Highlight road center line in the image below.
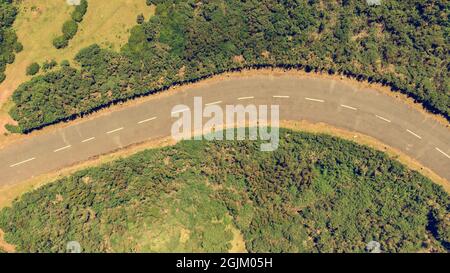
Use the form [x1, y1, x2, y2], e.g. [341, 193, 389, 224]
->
[435, 147, 450, 159]
[305, 97, 325, 103]
[237, 96, 254, 100]
[340, 104, 358, 111]
[171, 108, 190, 115]
[375, 115, 391, 123]
[273, 95, 290, 99]
[10, 157, 36, 168]
[81, 137, 96, 143]
[406, 129, 422, 139]
[138, 117, 157, 124]
[205, 101, 222, 106]
[54, 145, 72, 153]
[106, 127, 124, 134]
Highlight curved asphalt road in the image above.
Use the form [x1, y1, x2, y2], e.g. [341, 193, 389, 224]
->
[0, 75, 449, 186]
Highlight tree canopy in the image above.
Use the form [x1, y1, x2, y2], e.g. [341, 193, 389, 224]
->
[0, 129, 448, 253]
[0, 0, 21, 83]
[7, 0, 450, 133]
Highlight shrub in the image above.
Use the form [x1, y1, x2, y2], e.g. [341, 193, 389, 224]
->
[136, 13, 145, 24]
[71, 0, 88, 23]
[52, 36, 68, 49]
[14, 42, 23, 53]
[4, 124, 21, 134]
[62, 20, 78, 40]
[42, 59, 57, 71]
[25, 62, 40, 76]
[60, 60, 70, 67]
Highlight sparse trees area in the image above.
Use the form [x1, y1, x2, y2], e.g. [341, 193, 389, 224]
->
[0, 130, 448, 253]
[0, 0, 21, 83]
[7, 0, 450, 133]
[53, 0, 88, 49]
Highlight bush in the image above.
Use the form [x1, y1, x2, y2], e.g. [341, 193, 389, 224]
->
[25, 62, 40, 76]
[42, 59, 57, 71]
[4, 124, 21, 134]
[53, 1, 87, 50]
[136, 13, 145, 24]
[52, 36, 68, 49]
[71, 0, 88, 23]
[60, 60, 70, 67]
[62, 20, 78, 40]
[14, 42, 23, 53]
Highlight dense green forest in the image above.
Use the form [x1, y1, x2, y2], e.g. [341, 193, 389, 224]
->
[0, 0, 21, 83]
[7, 0, 450, 133]
[0, 129, 448, 253]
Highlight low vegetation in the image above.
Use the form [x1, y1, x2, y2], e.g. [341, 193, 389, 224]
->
[0, 0, 21, 83]
[0, 129, 448, 253]
[7, 0, 450, 133]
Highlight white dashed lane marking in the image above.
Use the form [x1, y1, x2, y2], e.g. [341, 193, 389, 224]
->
[375, 115, 391, 123]
[171, 108, 190, 115]
[435, 148, 450, 159]
[273, 95, 290, 99]
[138, 117, 157, 124]
[81, 137, 96, 143]
[205, 101, 222, 106]
[406, 129, 422, 140]
[106, 127, 124, 134]
[10, 157, 36, 168]
[237, 96, 254, 100]
[54, 145, 72, 153]
[305, 97, 325, 103]
[5, 95, 449, 176]
[340, 104, 358, 111]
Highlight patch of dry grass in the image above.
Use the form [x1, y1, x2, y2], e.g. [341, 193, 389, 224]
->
[228, 225, 247, 253]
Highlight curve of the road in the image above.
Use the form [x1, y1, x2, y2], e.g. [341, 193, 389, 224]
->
[0, 75, 449, 186]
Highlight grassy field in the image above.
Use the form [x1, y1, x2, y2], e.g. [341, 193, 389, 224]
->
[0, 0, 154, 133]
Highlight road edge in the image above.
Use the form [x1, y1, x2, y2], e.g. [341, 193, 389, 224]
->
[0, 121, 447, 211]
